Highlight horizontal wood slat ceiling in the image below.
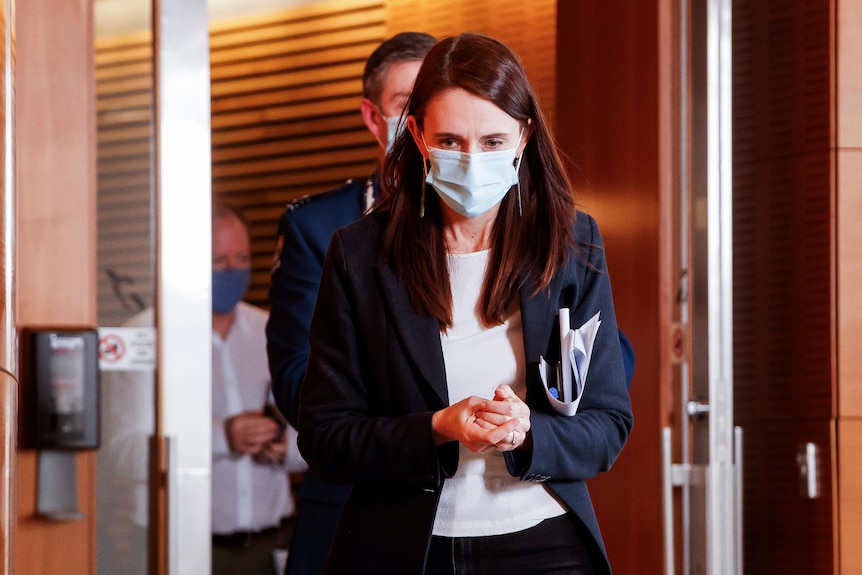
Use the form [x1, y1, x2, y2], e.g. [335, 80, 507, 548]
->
[96, 0, 555, 320]
[210, 1, 387, 305]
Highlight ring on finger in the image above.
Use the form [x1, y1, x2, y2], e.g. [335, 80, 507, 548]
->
[511, 430, 518, 445]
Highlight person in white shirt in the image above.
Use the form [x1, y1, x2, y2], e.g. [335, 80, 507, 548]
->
[210, 203, 305, 575]
[98, 203, 304, 575]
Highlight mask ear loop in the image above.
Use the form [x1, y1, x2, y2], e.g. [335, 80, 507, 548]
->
[514, 126, 526, 217]
[515, 158, 522, 217]
[420, 156, 428, 218]
[419, 132, 430, 218]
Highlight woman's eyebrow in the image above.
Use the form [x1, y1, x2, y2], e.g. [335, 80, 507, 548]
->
[429, 130, 461, 139]
[430, 131, 511, 139]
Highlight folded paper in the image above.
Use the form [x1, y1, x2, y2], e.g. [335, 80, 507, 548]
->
[539, 310, 602, 416]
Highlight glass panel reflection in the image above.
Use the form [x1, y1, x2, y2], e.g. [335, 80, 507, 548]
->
[94, 4, 154, 574]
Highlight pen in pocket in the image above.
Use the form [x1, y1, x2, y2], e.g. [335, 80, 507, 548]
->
[550, 360, 562, 399]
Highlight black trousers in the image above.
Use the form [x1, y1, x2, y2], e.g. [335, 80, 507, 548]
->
[212, 518, 294, 575]
[425, 514, 598, 575]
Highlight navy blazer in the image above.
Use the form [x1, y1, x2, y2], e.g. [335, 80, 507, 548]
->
[297, 209, 634, 575]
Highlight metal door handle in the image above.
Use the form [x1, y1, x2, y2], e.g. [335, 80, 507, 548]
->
[796, 442, 819, 499]
[662, 427, 675, 575]
[663, 426, 742, 575]
[686, 400, 710, 419]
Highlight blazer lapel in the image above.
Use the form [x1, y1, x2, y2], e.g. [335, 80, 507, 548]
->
[377, 264, 449, 406]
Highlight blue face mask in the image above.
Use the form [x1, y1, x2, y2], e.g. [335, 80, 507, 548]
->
[212, 267, 251, 314]
[424, 131, 524, 218]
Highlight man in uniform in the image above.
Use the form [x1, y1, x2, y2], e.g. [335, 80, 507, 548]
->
[265, 32, 438, 575]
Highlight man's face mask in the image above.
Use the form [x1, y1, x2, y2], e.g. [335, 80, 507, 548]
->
[212, 267, 251, 314]
[376, 105, 406, 154]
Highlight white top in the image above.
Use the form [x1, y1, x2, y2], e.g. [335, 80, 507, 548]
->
[433, 251, 567, 537]
[211, 301, 305, 534]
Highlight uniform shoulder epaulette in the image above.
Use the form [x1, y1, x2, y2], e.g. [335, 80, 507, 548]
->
[285, 194, 314, 212]
[285, 178, 362, 212]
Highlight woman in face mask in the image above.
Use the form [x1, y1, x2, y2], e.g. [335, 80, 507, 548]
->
[296, 33, 633, 575]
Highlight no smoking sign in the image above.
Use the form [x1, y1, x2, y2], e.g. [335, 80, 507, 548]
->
[97, 327, 156, 371]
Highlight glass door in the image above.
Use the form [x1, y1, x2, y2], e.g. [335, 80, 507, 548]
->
[95, 3, 159, 572]
[94, 4, 156, 573]
[95, 1, 212, 573]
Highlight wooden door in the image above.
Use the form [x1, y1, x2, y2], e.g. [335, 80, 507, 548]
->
[731, 1, 835, 572]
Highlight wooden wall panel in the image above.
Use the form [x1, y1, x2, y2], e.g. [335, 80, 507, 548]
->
[837, 0, 862, 149]
[836, 25, 862, 419]
[732, 0, 836, 572]
[837, 419, 862, 574]
[837, 152, 862, 415]
[16, 0, 97, 574]
[836, 37, 862, 572]
[556, 3, 663, 574]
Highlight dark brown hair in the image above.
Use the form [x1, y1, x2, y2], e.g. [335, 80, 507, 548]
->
[378, 33, 578, 328]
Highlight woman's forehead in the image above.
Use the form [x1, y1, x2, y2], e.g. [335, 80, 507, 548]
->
[422, 88, 518, 131]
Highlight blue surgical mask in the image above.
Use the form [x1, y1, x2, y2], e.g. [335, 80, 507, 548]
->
[212, 267, 251, 314]
[424, 132, 524, 218]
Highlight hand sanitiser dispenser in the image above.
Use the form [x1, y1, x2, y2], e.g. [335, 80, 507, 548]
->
[22, 328, 99, 450]
[21, 327, 100, 521]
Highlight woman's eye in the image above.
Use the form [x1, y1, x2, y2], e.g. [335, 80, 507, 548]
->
[485, 139, 505, 149]
[439, 138, 458, 149]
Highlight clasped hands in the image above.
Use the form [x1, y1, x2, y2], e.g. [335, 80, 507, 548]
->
[432, 384, 530, 453]
[225, 410, 287, 465]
